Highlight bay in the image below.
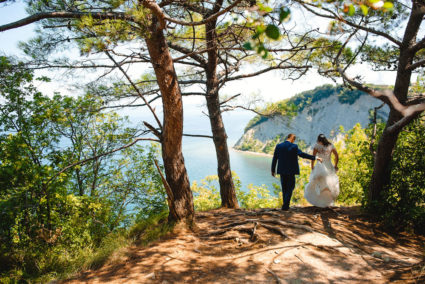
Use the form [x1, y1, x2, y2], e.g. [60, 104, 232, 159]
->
[125, 102, 280, 192]
[181, 105, 279, 192]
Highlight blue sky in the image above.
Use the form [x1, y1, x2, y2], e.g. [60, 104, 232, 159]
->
[0, 2, 34, 56]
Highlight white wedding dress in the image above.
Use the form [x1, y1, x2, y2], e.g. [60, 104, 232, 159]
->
[304, 143, 340, 207]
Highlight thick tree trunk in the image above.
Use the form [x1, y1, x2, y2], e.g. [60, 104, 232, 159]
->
[368, 1, 423, 204]
[205, 19, 239, 208]
[368, 112, 401, 203]
[145, 18, 194, 223]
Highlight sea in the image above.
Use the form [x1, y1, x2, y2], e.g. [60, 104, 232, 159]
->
[125, 101, 279, 192]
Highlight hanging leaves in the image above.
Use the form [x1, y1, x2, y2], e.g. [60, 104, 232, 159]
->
[265, 24, 280, 40]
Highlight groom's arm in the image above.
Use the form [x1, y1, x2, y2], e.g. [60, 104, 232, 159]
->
[297, 148, 316, 161]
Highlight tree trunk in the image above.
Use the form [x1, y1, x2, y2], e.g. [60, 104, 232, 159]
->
[145, 18, 194, 223]
[368, 0, 423, 204]
[205, 19, 239, 208]
[368, 113, 401, 203]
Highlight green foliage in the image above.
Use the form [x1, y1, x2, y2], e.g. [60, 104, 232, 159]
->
[244, 115, 269, 132]
[192, 172, 282, 210]
[241, 0, 393, 55]
[263, 135, 284, 155]
[238, 184, 281, 209]
[369, 119, 425, 234]
[191, 175, 222, 211]
[0, 57, 166, 281]
[361, 44, 400, 71]
[235, 136, 264, 152]
[335, 124, 373, 205]
[129, 210, 172, 246]
[265, 24, 280, 40]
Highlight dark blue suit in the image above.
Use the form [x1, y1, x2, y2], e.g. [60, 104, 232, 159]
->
[271, 141, 316, 209]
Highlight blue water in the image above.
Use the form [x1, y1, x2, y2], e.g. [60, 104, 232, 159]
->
[125, 102, 280, 191]
[181, 106, 279, 191]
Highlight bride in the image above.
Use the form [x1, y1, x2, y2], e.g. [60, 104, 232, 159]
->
[304, 134, 340, 208]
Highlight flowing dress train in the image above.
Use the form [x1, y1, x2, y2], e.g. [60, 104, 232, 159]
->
[304, 143, 340, 207]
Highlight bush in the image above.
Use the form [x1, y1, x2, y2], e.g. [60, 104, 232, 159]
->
[192, 172, 282, 210]
[191, 176, 222, 211]
[372, 119, 425, 233]
[0, 57, 167, 282]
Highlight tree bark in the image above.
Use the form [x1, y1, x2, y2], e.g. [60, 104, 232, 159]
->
[145, 17, 194, 223]
[205, 14, 239, 208]
[368, 0, 424, 204]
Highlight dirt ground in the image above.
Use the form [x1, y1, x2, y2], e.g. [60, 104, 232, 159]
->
[64, 206, 425, 283]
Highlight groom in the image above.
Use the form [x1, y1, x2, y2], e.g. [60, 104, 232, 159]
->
[271, 133, 321, 211]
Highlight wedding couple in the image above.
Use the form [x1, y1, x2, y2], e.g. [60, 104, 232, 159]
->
[271, 133, 339, 210]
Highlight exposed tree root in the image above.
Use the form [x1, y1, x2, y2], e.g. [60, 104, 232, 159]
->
[265, 267, 282, 284]
[201, 225, 252, 237]
[216, 220, 258, 230]
[199, 235, 240, 241]
[250, 222, 258, 242]
[259, 219, 314, 233]
[260, 223, 289, 239]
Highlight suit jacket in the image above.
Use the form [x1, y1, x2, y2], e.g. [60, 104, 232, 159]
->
[271, 141, 316, 175]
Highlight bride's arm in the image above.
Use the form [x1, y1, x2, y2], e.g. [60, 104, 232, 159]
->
[311, 148, 318, 169]
[332, 147, 339, 171]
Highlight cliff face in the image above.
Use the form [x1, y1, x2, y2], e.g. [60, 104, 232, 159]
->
[234, 86, 389, 153]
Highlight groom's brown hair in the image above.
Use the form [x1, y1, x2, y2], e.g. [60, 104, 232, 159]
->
[287, 133, 296, 140]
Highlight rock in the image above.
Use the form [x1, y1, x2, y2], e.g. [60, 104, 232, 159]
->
[273, 259, 281, 264]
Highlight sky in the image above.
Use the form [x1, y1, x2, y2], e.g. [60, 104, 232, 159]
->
[0, 1, 399, 106]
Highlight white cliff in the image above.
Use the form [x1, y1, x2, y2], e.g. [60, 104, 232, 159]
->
[235, 90, 389, 151]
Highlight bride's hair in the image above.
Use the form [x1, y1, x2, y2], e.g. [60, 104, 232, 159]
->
[317, 134, 331, 146]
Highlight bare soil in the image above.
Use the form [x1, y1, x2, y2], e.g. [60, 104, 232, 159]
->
[64, 206, 425, 283]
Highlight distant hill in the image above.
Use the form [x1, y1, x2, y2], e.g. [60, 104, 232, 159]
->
[234, 84, 389, 154]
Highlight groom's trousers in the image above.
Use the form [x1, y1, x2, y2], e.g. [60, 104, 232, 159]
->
[280, 174, 296, 209]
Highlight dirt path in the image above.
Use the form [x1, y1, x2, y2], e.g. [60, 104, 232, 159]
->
[65, 207, 425, 283]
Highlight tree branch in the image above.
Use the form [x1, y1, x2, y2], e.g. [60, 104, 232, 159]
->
[104, 50, 163, 131]
[46, 137, 159, 187]
[0, 11, 134, 32]
[168, 42, 208, 66]
[221, 65, 311, 83]
[406, 58, 425, 71]
[339, 68, 425, 133]
[219, 93, 241, 105]
[162, 0, 243, 26]
[296, 1, 402, 46]
[183, 134, 213, 139]
[142, 0, 166, 30]
[386, 107, 424, 134]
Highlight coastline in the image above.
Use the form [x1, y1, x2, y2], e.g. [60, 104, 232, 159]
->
[231, 147, 273, 158]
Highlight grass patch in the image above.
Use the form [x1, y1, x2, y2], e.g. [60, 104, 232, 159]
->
[0, 211, 173, 283]
[129, 210, 173, 246]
